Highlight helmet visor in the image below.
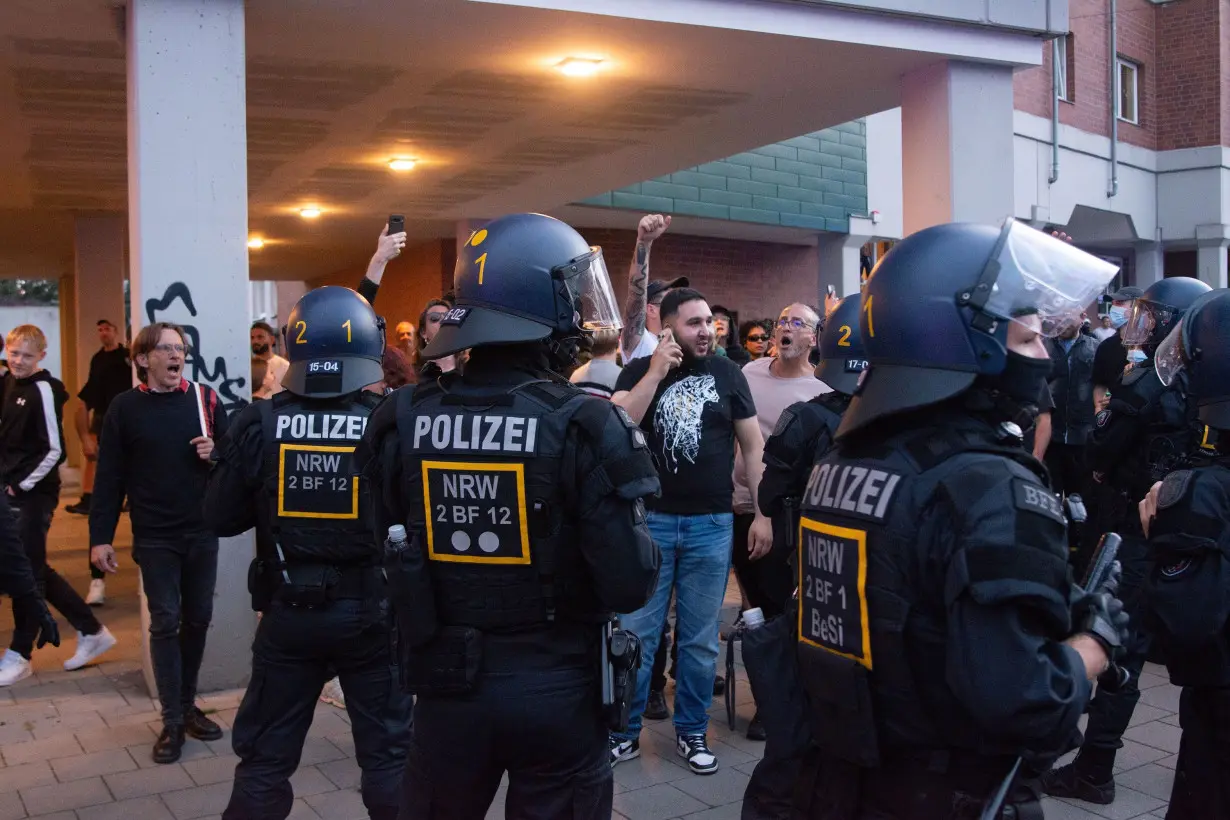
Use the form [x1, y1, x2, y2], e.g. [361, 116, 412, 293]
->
[566, 247, 622, 332]
[1120, 300, 1175, 346]
[982, 221, 1119, 337]
[1154, 319, 1187, 386]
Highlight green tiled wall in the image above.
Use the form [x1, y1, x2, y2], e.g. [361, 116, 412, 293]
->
[578, 121, 868, 233]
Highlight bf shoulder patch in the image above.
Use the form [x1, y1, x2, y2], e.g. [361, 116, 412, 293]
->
[1156, 469, 1194, 510]
[1012, 479, 1066, 524]
[771, 407, 797, 439]
[1095, 409, 1111, 428]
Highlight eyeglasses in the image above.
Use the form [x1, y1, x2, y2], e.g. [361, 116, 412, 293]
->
[746, 334, 768, 342]
[777, 317, 815, 331]
[153, 343, 187, 354]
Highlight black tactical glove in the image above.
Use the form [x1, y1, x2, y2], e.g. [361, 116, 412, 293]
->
[16, 595, 60, 649]
[1072, 560, 1130, 662]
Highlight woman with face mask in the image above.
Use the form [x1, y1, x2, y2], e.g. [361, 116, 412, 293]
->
[1090, 287, 1145, 414]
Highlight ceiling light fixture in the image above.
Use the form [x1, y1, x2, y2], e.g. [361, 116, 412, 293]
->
[247, 237, 265, 250]
[555, 57, 603, 78]
[299, 207, 322, 219]
[388, 157, 417, 172]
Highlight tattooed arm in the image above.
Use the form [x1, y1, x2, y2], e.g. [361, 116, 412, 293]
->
[621, 214, 671, 354]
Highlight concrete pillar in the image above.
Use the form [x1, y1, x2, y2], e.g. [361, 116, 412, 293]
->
[1133, 241, 1165, 289]
[1195, 224, 1230, 289]
[73, 216, 128, 385]
[127, 0, 255, 694]
[901, 60, 1015, 234]
[818, 217, 876, 300]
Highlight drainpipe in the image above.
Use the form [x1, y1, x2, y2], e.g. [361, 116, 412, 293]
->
[1107, 0, 1119, 198]
[1049, 37, 1061, 185]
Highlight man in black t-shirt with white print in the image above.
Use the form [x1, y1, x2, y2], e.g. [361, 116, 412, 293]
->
[609, 288, 772, 776]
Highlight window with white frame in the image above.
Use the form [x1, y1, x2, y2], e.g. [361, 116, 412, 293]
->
[1117, 58, 1140, 124]
[1055, 35, 1071, 101]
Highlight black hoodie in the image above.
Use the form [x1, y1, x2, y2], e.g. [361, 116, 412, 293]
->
[0, 370, 69, 496]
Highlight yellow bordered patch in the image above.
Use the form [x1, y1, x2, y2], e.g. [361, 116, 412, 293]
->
[798, 516, 872, 669]
[421, 460, 531, 565]
[277, 444, 359, 519]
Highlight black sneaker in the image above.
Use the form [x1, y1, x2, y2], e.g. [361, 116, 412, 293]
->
[713, 675, 726, 696]
[644, 689, 670, 720]
[1040, 763, 1115, 805]
[183, 706, 224, 741]
[676, 733, 718, 775]
[609, 736, 640, 767]
[65, 499, 90, 516]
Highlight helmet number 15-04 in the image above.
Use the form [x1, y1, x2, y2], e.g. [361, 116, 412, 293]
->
[475, 252, 488, 285]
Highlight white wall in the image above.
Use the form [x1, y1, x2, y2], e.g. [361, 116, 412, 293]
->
[865, 107, 904, 239]
[0, 306, 62, 379]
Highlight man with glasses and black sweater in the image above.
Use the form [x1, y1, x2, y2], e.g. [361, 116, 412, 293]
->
[89, 322, 230, 764]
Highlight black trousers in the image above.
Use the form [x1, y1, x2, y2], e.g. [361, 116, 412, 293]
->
[399, 663, 611, 820]
[1167, 686, 1230, 819]
[135, 536, 218, 725]
[9, 492, 100, 658]
[224, 597, 411, 820]
[731, 513, 794, 620]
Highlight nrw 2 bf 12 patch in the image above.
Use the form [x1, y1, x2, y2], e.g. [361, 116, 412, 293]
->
[278, 444, 359, 519]
[798, 517, 872, 669]
[421, 461, 530, 564]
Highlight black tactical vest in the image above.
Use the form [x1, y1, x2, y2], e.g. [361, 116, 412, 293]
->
[395, 377, 607, 633]
[795, 420, 1071, 765]
[258, 391, 381, 565]
[1111, 367, 1203, 497]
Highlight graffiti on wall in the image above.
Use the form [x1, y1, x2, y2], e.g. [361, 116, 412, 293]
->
[145, 281, 248, 413]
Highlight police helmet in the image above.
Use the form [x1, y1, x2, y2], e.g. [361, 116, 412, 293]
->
[838, 221, 1117, 437]
[281, 286, 385, 398]
[1154, 288, 1230, 428]
[421, 213, 621, 359]
[1120, 276, 1213, 348]
[815, 295, 867, 395]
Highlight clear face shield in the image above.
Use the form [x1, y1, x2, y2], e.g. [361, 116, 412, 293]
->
[980, 221, 1119, 338]
[1120, 300, 1174, 346]
[1153, 319, 1187, 386]
[556, 247, 623, 334]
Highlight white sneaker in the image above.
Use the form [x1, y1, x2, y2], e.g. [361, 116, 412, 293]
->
[0, 650, 32, 687]
[63, 627, 117, 671]
[86, 579, 106, 606]
[320, 677, 346, 709]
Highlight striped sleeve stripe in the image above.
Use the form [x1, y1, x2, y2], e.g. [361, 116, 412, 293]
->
[19, 381, 62, 491]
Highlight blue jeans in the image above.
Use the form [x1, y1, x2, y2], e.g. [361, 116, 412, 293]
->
[616, 511, 733, 740]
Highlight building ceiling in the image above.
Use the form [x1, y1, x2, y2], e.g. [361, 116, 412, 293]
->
[0, 0, 1040, 281]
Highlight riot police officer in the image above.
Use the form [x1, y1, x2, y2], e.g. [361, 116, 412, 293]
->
[794, 221, 1130, 819]
[1139, 288, 1230, 817]
[204, 286, 412, 820]
[741, 294, 867, 820]
[1043, 276, 1212, 805]
[356, 213, 661, 819]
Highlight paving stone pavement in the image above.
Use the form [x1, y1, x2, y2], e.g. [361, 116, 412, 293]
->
[0, 501, 1181, 818]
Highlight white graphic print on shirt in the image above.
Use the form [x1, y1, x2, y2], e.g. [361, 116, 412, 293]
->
[653, 374, 719, 473]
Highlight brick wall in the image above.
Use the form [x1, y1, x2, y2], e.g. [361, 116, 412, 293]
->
[579, 123, 868, 233]
[583, 227, 820, 324]
[307, 238, 452, 346]
[1013, 0, 1159, 150]
[1156, 0, 1223, 149]
[1014, 0, 1227, 150]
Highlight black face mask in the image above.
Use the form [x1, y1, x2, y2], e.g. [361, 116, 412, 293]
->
[972, 350, 1052, 433]
[252, 343, 270, 355]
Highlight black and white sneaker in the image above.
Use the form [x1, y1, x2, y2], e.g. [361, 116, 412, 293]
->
[676, 733, 718, 775]
[609, 736, 640, 767]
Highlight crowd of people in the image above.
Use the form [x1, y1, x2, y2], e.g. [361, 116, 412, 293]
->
[0, 207, 1226, 820]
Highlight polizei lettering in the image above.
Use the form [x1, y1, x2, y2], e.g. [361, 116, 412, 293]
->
[803, 462, 902, 522]
[275, 414, 367, 441]
[412, 414, 540, 455]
